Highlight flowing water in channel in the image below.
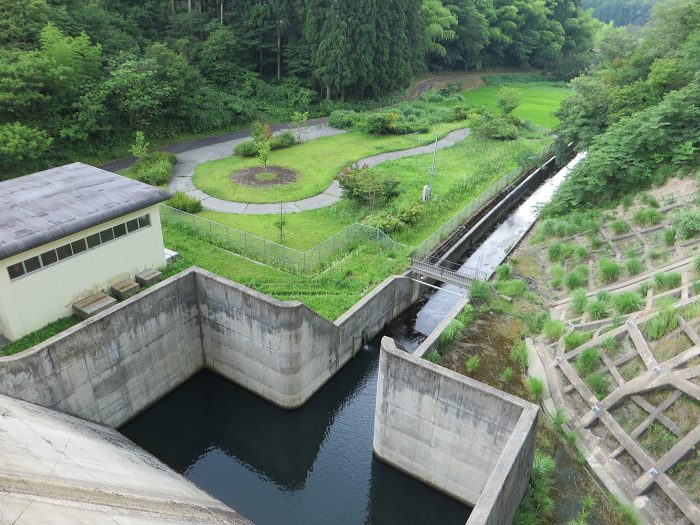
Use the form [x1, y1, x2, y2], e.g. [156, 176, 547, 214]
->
[120, 154, 585, 524]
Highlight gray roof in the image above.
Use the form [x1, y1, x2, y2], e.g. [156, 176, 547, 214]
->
[0, 163, 170, 261]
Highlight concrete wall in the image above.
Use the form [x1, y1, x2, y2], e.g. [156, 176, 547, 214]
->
[0, 204, 166, 340]
[373, 337, 538, 524]
[0, 267, 422, 426]
[0, 269, 202, 427]
[0, 393, 251, 525]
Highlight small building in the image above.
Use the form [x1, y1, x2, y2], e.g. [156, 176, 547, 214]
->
[0, 162, 170, 341]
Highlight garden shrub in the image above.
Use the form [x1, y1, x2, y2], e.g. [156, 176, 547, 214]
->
[598, 258, 621, 283]
[235, 131, 297, 157]
[365, 202, 425, 233]
[362, 112, 399, 134]
[542, 320, 566, 342]
[336, 164, 400, 205]
[494, 279, 527, 297]
[474, 113, 519, 140]
[166, 192, 203, 214]
[135, 152, 176, 186]
[672, 208, 700, 239]
[612, 291, 643, 314]
[234, 140, 258, 157]
[329, 109, 360, 129]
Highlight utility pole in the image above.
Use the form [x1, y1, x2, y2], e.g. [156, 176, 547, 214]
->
[423, 132, 439, 201]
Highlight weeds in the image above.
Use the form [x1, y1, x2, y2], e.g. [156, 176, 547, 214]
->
[610, 220, 630, 235]
[640, 193, 660, 208]
[564, 330, 593, 351]
[633, 208, 662, 227]
[425, 350, 441, 363]
[598, 258, 621, 283]
[664, 227, 677, 246]
[587, 300, 609, 320]
[586, 371, 610, 399]
[565, 265, 589, 290]
[542, 320, 566, 342]
[501, 367, 514, 383]
[654, 272, 681, 290]
[514, 451, 555, 525]
[470, 280, 492, 305]
[550, 265, 565, 288]
[548, 242, 577, 262]
[642, 307, 679, 340]
[625, 257, 643, 276]
[570, 288, 588, 315]
[612, 291, 644, 314]
[439, 319, 465, 350]
[465, 355, 480, 374]
[510, 340, 529, 368]
[528, 377, 545, 400]
[576, 348, 601, 375]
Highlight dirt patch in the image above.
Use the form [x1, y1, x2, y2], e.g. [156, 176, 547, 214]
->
[231, 166, 299, 187]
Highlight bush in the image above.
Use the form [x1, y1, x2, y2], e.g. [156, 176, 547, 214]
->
[362, 112, 399, 134]
[672, 209, 700, 239]
[586, 371, 610, 399]
[329, 109, 359, 129]
[587, 300, 609, 320]
[612, 291, 643, 314]
[550, 265, 565, 288]
[474, 114, 519, 140]
[271, 131, 297, 149]
[136, 155, 175, 186]
[571, 288, 588, 314]
[451, 105, 472, 121]
[234, 140, 258, 157]
[576, 348, 601, 375]
[610, 220, 630, 235]
[564, 330, 593, 350]
[501, 367, 514, 383]
[336, 164, 400, 205]
[654, 272, 681, 290]
[166, 192, 202, 214]
[625, 257, 643, 276]
[664, 227, 676, 246]
[365, 202, 425, 233]
[469, 280, 492, 305]
[495, 279, 527, 297]
[542, 320, 566, 342]
[598, 258, 621, 283]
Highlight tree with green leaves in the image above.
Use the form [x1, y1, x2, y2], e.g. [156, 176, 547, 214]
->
[497, 86, 521, 115]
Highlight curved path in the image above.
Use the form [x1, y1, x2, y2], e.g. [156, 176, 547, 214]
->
[170, 126, 471, 215]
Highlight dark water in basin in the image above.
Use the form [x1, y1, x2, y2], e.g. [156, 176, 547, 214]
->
[120, 331, 470, 525]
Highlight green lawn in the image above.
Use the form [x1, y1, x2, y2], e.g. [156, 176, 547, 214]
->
[192, 122, 465, 204]
[460, 82, 571, 128]
[200, 132, 550, 251]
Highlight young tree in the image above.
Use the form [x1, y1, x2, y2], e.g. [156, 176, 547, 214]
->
[255, 136, 272, 172]
[497, 86, 521, 115]
[129, 131, 149, 159]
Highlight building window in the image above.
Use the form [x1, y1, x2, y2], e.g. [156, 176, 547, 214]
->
[40, 250, 58, 267]
[113, 223, 127, 238]
[86, 233, 101, 249]
[7, 211, 154, 280]
[100, 228, 115, 243]
[7, 263, 24, 279]
[24, 256, 41, 273]
[56, 244, 72, 260]
[71, 239, 87, 255]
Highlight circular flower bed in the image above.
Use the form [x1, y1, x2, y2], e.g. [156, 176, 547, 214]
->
[231, 166, 299, 187]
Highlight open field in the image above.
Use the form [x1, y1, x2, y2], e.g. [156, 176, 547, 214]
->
[460, 82, 571, 128]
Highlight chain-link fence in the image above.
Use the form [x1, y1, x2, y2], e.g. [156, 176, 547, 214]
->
[411, 144, 556, 259]
[160, 205, 410, 272]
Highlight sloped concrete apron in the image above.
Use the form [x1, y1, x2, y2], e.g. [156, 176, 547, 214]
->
[169, 126, 471, 215]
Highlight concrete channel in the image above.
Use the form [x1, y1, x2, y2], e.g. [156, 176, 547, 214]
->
[0, 152, 583, 525]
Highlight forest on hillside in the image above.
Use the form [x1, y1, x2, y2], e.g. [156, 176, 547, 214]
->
[582, 0, 660, 25]
[0, 0, 595, 176]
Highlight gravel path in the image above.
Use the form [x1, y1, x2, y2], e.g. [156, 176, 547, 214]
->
[169, 126, 471, 215]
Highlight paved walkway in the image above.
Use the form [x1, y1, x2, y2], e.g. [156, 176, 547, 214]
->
[169, 126, 471, 215]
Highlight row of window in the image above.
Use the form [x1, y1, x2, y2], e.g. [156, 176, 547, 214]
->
[6, 214, 151, 281]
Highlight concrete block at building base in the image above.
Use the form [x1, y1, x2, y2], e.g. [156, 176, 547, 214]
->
[135, 268, 163, 287]
[111, 280, 140, 300]
[72, 293, 117, 320]
[165, 248, 180, 264]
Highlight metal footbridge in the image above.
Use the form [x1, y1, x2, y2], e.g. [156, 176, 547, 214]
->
[410, 256, 486, 289]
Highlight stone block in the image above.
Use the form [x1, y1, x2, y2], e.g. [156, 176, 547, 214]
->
[72, 293, 117, 320]
[110, 280, 140, 300]
[135, 268, 163, 286]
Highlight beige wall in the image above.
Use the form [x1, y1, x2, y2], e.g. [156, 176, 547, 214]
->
[0, 205, 166, 341]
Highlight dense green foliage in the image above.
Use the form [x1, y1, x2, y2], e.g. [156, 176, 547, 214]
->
[583, 0, 660, 26]
[549, 0, 700, 211]
[0, 0, 594, 177]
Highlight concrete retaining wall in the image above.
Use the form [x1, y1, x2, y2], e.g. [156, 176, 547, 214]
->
[0, 393, 250, 524]
[374, 337, 538, 524]
[0, 267, 422, 425]
[0, 271, 202, 428]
